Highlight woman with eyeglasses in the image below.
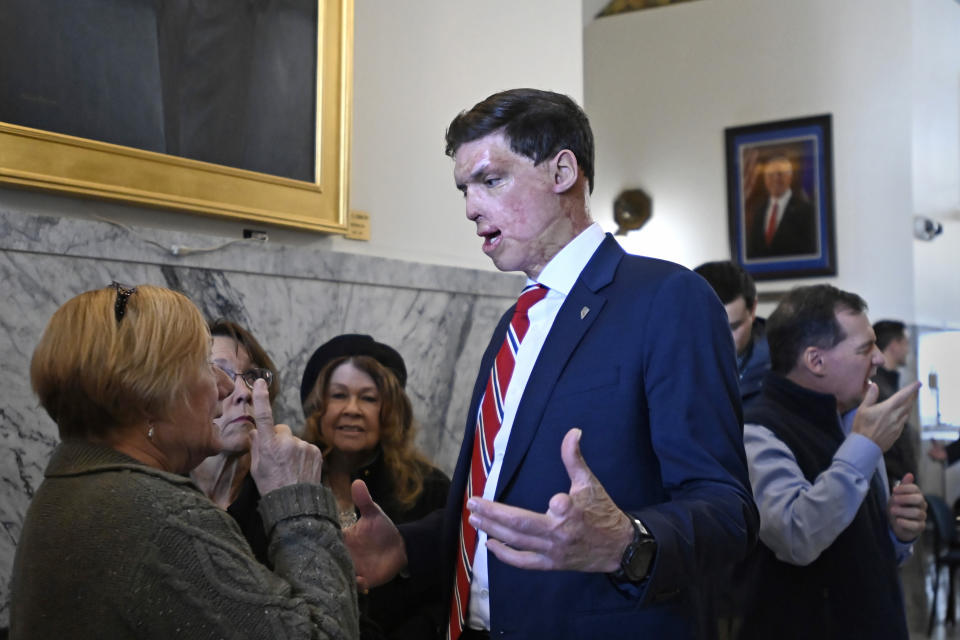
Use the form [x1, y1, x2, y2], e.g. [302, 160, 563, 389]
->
[10, 284, 358, 640]
[190, 319, 278, 565]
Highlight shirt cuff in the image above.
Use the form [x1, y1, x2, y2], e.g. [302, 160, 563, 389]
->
[835, 433, 883, 478]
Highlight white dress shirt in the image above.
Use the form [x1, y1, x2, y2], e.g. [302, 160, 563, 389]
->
[467, 222, 606, 631]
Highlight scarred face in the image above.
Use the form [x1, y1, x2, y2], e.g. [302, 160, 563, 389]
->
[453, 131, 580, 278]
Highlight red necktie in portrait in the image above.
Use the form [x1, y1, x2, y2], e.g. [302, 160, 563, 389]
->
[764, 200, 779, 246]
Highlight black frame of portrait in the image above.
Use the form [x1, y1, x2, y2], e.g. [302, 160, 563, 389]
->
[0, 0, 353, 235]
[724, 114, 836, 281]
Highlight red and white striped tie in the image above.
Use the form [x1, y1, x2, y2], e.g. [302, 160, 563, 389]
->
[448, 283, 548, 640]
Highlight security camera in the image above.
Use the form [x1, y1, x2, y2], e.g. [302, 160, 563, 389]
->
[913, 216, 943, 241]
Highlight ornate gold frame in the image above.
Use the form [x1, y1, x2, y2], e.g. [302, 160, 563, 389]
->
[0, 0, 352, 234]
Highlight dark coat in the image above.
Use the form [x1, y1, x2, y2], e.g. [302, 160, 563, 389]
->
[872, 366, 918, 487]
[740, 374, 908, 640]
[738, 317, 771, 409]
[356, 452, 450, 640]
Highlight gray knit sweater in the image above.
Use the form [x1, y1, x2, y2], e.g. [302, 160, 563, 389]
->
[9, 440, 359, 639]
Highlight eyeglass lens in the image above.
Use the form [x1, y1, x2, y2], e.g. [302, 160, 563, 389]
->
[240, 368, 273, 388]
[216, 364, 273, 389]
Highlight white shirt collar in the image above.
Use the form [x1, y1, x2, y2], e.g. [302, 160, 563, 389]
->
[528, 223, 605, 296]
[772, 189, 792, 212]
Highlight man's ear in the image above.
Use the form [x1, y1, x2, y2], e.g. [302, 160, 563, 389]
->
[801, 346, 825, 376]
[550, 149, 579, 193]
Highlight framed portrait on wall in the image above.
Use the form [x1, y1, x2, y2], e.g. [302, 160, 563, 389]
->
[0, 0, 353, 234]
[724, 114, 836, 280]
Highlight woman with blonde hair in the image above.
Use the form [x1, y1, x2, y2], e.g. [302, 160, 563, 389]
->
[11, 283, 358, 640]
[301, 334, 449, 640]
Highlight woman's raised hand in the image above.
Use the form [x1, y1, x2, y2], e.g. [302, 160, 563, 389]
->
[249, 379, 324, 494]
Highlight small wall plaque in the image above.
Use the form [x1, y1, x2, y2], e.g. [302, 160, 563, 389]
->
[345, 210, 371, 241]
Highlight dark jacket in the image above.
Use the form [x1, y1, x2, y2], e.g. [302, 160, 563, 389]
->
[354, 451, 451, 640]
[738, 317, 771, 409]
[872, 366, 918, 487]
[401, 236, 757, 639]
[740, 374, 908, 640]
[227, 473, 268, 565]
[226, 448, 450, 640]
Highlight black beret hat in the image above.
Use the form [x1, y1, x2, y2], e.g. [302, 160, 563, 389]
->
[299, 334, 407, 410]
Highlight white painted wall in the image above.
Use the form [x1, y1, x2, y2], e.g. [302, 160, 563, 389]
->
[5, 0, 956, 321]
[340, 0, 584, 270]
[584, 0, 920, 322]
[911, 0, 960, 329]
[0, 0, 583, 273]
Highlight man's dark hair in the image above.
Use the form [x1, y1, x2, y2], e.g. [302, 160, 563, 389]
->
[766, 285, 868, 374]
[693, 260, 757, 309]
[445, 88, 595, 193]
[873, 320, 906, 351]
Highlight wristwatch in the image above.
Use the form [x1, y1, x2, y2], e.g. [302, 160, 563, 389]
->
[611, 514, 657, 583]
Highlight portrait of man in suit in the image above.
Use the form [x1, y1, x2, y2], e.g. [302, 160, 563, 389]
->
[745, 153, 819, 260]
[345, 88, 758, 640]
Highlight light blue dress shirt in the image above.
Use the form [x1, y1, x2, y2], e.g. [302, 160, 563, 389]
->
[744, 408, 912, 567]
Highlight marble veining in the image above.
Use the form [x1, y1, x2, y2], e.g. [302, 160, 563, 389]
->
[0, 208, 524, 627]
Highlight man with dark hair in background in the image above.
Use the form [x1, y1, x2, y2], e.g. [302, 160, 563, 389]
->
[695, 260, 771, 408]
[694, 259, 774, 638]
[740, 284, 925, 640]
[872, 320, 918, 488]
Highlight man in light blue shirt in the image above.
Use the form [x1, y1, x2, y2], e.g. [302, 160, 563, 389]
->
[740, 284, 924, 640]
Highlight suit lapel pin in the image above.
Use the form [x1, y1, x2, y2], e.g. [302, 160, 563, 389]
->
[580, 306, 590, 320]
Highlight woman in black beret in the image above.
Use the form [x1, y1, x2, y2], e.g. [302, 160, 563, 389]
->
[301, 334, 450, 640]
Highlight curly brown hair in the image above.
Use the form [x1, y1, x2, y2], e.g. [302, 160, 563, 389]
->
[302, 355, 429, 509]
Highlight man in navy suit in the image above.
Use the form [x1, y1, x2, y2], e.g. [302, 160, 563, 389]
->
[345, 89, 758, 639]
[745, 155, 818, 259]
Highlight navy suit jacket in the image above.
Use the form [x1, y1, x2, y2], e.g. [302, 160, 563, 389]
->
[402, 235, 758, 639]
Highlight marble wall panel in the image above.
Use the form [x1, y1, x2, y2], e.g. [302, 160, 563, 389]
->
[0, 209, 523, 627]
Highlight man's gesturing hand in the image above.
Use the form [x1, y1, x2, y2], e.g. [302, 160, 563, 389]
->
[852, 381, 921, 452]
[467, 428, 635, 573]
[342, 479, 407, 590]
[888, 473, 927, 542]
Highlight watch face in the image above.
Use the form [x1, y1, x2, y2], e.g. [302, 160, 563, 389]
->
[624, 538, 656, 582]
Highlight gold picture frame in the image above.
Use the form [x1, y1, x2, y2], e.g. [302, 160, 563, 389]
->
[0, 0, 353, 234]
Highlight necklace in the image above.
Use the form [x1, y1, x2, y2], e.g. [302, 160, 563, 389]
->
[338, 507, 358, 529]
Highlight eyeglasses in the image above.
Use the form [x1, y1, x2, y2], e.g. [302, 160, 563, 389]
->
[109, 281, 137, 323]
[215, 364, 274, 390]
